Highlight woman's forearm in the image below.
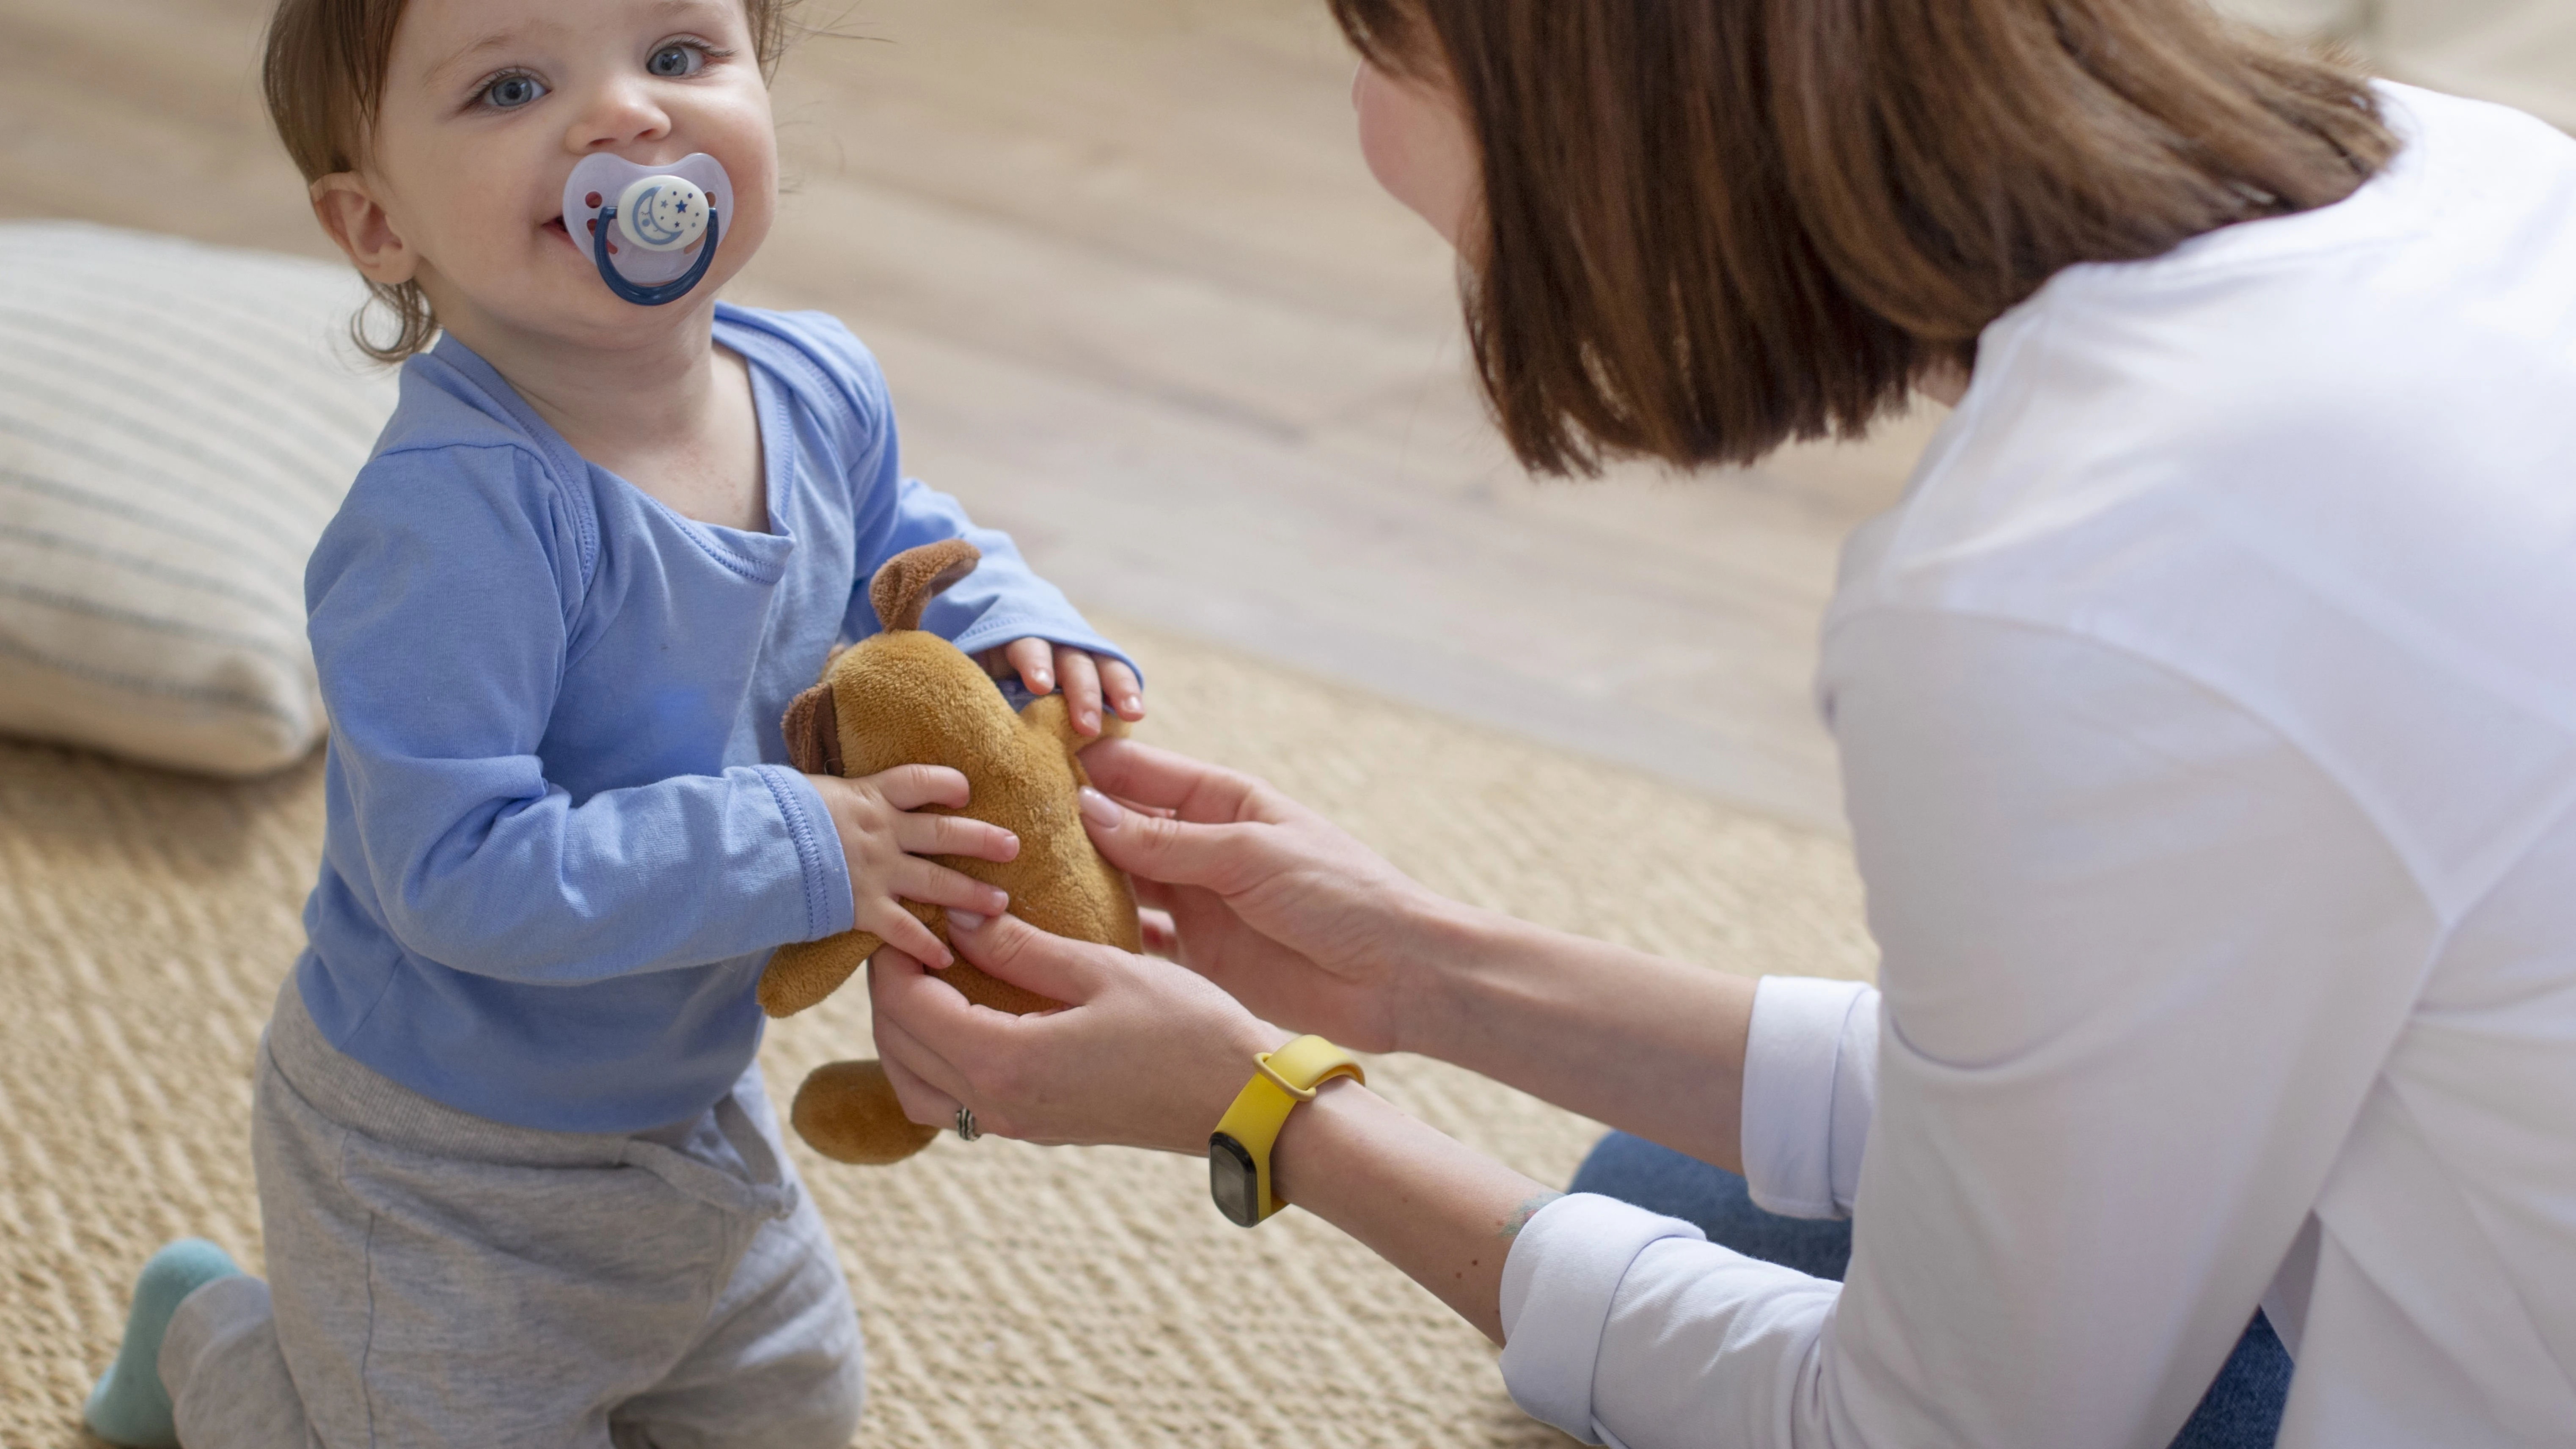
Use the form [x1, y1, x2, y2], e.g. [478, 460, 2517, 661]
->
[1067, 740, 1763, 1172]
[1395, 904, 1759, 1173]
[1269, 1078, 1556, 1344]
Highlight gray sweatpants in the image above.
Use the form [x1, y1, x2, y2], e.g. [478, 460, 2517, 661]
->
[160, 983, 864, 1448]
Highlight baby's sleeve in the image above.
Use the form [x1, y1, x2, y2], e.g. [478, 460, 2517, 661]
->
[770, 309, 1134, 670]
[869, 474, 1133, 670]
[306, 443, 853, 984]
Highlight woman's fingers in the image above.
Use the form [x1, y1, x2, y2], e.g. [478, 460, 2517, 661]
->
[872, 1037, 958, 1129]
[1079, 786, 1265, 893]
[946, 910, 1111, 1006]
[1077, 738, 1277, 825]
[878, 914, 1289, 1154]
[895, 810, 1020, 864]
[1098, 657, 1146, 721]
[873, 926, 1085, 1145]
[1138, 907, 1179, 958]
[864, 763, 972, 813]
[1055, 646, 1104, 735]
[869, 952, 974, 1108]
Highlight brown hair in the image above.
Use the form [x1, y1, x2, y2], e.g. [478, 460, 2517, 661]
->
[1328, 0, 2397, 476]
[261, 0, 801, 363]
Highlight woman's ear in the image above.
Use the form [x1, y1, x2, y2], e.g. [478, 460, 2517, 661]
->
[310, 173, 420, 287]
[1351, 57, 1479, 251]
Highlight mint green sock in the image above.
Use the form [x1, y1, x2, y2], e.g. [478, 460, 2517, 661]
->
[84, 1239, 241, 1449]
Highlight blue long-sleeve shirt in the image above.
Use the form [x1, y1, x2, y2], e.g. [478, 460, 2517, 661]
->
[294, 304, 1126, 1132]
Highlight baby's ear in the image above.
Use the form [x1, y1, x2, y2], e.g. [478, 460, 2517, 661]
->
[782, 683, 844, 776]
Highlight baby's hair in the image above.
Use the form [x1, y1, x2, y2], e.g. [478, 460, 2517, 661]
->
[261, 0, 799, 364]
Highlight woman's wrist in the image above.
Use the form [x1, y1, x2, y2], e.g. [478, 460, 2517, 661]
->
[1269, 1076, 1412, 1221]
[1267, 1075, 1548, 1344]
[1162, 996, 1296, 1156]
[1367, 901, 1759, 1171]
[1386, 897, 1551, 1060]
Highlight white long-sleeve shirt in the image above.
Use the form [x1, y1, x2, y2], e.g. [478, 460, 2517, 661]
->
[1498, 83, 2576, 1449]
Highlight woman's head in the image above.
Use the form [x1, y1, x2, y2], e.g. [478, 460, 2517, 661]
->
[1331, 0, 2396, 476]
[264, 0, 798, 362]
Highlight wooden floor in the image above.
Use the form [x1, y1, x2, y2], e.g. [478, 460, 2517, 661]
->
[7, 0, 1944, 830]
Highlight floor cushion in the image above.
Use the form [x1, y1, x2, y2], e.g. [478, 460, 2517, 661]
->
[0, 221, 396, 775]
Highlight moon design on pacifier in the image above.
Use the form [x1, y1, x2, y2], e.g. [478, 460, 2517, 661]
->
[615, 175, 710, 253]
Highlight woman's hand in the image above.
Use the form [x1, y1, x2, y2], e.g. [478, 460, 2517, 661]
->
[870, 910, 1288, 1154]
[874, 908, 1552, 1346]
[1073, 739, 1458, 1054]
[1082, 739, 1764, 1172]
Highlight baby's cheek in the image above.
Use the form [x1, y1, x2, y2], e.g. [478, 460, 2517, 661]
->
[705, 100, 782, 252]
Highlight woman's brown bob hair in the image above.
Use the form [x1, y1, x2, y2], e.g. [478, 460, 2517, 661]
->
[261, 0, 800, 363]
[1329, 0, 2396, 476]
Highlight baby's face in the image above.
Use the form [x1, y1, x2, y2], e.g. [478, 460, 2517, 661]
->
[359, 0, 778, 346]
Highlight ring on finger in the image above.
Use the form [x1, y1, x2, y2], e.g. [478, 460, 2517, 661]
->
[955, 1105, 980, 1142]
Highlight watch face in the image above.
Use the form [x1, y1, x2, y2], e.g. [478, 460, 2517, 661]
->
[1209, 1133, 1263, 1228]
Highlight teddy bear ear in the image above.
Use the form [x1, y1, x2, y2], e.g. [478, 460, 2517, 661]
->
[870, 539, 984, 633]
[781, 682, 844, 776]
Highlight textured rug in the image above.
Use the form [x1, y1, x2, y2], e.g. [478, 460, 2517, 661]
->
[0, 617, 1872, 1449]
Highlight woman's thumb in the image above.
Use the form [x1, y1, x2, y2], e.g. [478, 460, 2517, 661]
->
[946, 910, 1104, 1004]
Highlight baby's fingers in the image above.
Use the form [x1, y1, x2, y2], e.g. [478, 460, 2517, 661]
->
[895, 858, 1010, 918]
[982, 638, 1056, 695]
[1099, 657, 1146, 722]
[1056, 646, 1104, 735]
[865, 763, 972, 813]
[861, 899, 955, 970]
[897, 811, 1020, 864]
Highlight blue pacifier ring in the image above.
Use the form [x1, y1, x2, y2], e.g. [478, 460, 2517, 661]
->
[592, 206, 720, 306]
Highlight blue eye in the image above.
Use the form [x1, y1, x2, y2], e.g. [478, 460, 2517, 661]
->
[648, 44, 703, 78]
[482, 73, 545, 109]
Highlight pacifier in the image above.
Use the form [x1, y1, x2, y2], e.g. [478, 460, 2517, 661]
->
[561, 152, 734, 306]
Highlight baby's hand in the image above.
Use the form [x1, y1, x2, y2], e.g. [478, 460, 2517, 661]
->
[806, 765, 1017, 969]
[978, 639, 1145, 737]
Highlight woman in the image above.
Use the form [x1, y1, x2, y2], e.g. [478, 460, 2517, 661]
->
[870, 2, 2576, 1445]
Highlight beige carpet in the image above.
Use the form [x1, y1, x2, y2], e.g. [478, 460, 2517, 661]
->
[0, 617, 1872, 1449]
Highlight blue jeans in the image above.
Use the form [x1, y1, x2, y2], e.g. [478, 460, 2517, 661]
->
[1570, 1132, 2292, 1449]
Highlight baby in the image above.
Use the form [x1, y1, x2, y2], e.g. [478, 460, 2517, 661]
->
[80, 0, 1143, 1444]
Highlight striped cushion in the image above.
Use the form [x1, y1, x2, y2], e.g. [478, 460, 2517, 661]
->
[0, 222, 398, 776]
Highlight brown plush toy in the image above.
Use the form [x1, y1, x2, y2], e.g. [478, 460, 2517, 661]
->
[761, 538, 1141, 1165]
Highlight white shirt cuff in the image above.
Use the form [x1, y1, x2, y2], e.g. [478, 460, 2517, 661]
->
[1740, 976, 1880, 1220]
[1498, 1193, 1706, 1444]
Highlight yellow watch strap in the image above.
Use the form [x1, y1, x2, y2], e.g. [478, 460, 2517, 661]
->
[1212, 1035, 1365, 1222]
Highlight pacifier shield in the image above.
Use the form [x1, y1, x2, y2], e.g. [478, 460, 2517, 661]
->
[561, 152, 733, 292]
